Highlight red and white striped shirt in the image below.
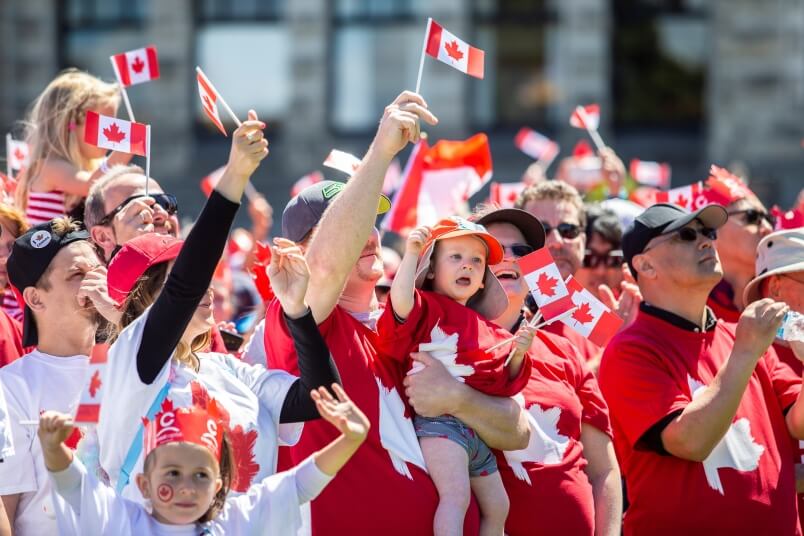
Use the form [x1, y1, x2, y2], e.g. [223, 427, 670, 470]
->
[26, 191, 66, 226]
[2, 288, 22, 322]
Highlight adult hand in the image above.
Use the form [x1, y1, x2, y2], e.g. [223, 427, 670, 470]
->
[115, 197, 158, 235]
[373, 91, 438, 160]
[734, 298, 789, 360]
[227, 110, 269, 178]
[598, 280, 642, 329]
[599, 147, 626, 194]
[268, 237, 309, 319]
[403, 352, 466, 417]
[76, 264, 122, 323]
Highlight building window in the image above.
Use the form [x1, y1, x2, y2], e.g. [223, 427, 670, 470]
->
[195, 0, 285, 22]
[612, 0, 709, 128]
[62, 0, 146, 29]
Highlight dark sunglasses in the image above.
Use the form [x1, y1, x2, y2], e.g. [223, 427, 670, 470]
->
[728, 209, 775, 227]
[542, 222, 582, 240]
[663, 226, 718, 246]
[502, 244, 535, 258]
[98, 193, 178, 226]
[583, 249, 624, 268]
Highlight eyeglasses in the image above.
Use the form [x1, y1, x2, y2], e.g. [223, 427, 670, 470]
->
[644, 226, 718, 252]
[98, 193, 178, 226]
[542, 222, 582, 240]
[583, 249, 624, 268]
[728, 209, 775, 228]
[501, 244, 535, 258]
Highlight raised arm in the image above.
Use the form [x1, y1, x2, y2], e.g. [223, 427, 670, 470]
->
[390, 226, 430, 320]
[305, 92, 437, 323]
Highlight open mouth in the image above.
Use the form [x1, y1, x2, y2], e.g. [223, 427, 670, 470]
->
[455, 276, 472, 287]
[494, 269, 520, 281]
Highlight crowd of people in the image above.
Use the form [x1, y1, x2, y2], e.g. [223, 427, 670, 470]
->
[0, 66, 803, 536]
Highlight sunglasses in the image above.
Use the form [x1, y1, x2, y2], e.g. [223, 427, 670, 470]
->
[502, 244, 535, 258]
[583, 249, 624, 268]
[645, 226, 717, 252]
[728, 209, 775, 227]
[98, 193, 178, 226]
[542, 222, 582, 240]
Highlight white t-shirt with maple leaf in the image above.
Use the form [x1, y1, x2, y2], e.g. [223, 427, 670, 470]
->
[98, 306, 302, 504]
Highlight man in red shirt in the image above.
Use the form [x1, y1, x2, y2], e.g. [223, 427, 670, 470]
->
[600, 203, 804, 535]
[264, 92, 529, 535]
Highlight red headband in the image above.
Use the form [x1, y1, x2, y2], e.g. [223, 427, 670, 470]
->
[142, 398, 224, 461]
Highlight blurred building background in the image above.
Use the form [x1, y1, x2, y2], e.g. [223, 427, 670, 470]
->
[1, 0, 803, 224]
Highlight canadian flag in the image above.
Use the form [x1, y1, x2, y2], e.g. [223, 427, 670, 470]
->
[291, 170, 324, 198]
[197, 70, 227, 136]
[6, 137, 30, 171]
[84, 111, 147, 156]
[654, 182, 709, 211]
[324, 149, 362, 176]
[74, 344, 109, 424]
[489, 181, 525, 208]
[569, 104, 600, 131]
[519, 247, 574, 320]
[111, 46, 159, 87]
[561, 277, 623, 347]
[0, 172, 16, 197]
[630, 159, 671, 189]
[706, 165, 754, 204]
[200, 165, 226, 197]
[425, 19, 484, 79]
[515, 128, 559, 162]
[381, 133, 493, 236]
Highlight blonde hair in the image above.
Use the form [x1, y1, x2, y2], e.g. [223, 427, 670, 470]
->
[0, 203, 29, 238]
[514, 181, 587, 228]
[16, 69, 120, 211]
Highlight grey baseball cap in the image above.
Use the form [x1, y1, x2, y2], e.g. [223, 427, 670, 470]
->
[281, 180, 391, 242]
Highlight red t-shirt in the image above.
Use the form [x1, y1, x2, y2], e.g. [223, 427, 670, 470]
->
[376, 290, 531, 397]
[773, 342, 804, 531]
[264, 300, 480, 535]
[599, 310, 802, 535]
[707, 280, 742, 324]
[0, 308, 23, 367]
[495, 329, 612, 536]
[542, 320, 602, 365]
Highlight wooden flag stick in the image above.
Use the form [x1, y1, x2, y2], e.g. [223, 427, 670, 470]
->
[575, 105, 606, 152]
[144, 124, 151, 197]
[415, 18, 433, 95]
[110, 57, 136, 122]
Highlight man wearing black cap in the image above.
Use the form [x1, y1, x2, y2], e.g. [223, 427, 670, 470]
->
[0, 218, 103, 535]
[598, 203, 804, 535]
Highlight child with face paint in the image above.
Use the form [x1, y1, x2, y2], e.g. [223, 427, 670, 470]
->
[37, 382, 368, 535]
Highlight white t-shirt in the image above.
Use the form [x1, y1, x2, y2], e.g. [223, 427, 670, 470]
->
[98, 306, 302, 503]
[0, 350, 89, 535]
[241, 318, 267, 367]
[51, 455, 332, 535]
[0, 382, 13, 459]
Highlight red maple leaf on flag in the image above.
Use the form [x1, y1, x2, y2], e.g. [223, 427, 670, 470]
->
[202, 95, 215, 113]
[103, 123, 126, 143]
[13, 148, 25, 162]
[507, 191, 518, 203]
[571, 302, 595, 324]
[131, 56, 145, 73]
[445, 40, 464, 61]
[536, 271, 558, 297]
[673, 193, 689, 208]
[88, 370, 102, 398]
[228, 425, 260, 492]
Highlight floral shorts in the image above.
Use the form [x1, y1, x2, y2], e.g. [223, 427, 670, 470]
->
[414, 414, 498, 477]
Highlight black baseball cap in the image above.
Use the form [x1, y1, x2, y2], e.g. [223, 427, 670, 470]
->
[7, 220, 90, 346]
[474, 208, 546, 251]
[281, 180, 391, 242]
[622, 203, 728, 277]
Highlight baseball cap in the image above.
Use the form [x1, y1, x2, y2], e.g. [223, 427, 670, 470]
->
[474, 208, 545, 252]
[415, 217, 508, 320]
[7, 220, 90, 347]
[107, 233, 183, 305]
[281, 180, 391, 243]
[743, 229, 804, 305]
[622, 203, 728, 277]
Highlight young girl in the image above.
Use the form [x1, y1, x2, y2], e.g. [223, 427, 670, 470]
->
[93, 114, 340, 503]
[38, 382, 369, 535]
[16, 69, 134, 224]
[377, 217, 535, 536]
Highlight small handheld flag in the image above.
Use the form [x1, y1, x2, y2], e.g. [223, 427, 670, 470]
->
[416, 18, 485, 93]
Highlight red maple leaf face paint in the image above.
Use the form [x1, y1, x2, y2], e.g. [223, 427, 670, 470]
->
[157, 483, 174, 502]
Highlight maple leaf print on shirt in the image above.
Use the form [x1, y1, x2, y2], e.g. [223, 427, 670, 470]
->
[536, 271, 558, 297]
[687, 376, 765, 495]
[88, 370, 102, 398]
[413, 322, 475, 380]
[571, 302, 595, 324]
[503, 394, 570, 485]
[444, 40, 464, 61]
[375, 376, 426, 479]
[103, 123, 126, 144]
[228, 425, 260, 491]
[131, 56, 145, 73]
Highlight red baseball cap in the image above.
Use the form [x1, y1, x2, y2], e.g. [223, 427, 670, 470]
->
[107, 233, 183, 306]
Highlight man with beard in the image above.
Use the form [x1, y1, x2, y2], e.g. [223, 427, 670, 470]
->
[0, 218, 103, 535]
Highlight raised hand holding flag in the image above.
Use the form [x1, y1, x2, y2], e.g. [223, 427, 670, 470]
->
[570, 104, 606, 152]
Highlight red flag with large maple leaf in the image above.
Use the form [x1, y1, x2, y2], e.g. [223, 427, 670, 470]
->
[74, 344, 109, 424]
[569, 104, 600, 130]
[424, 19, 484, 79]
[514, 127, 559, 162]
[84, 111, 147, 156]
[518, 247, 574, 320]
[561, 276, 623, 346]
[197, 69, 227, 136]
[111, 46, 160, 87]
[6, 136, 30, 171]
[489, 181, 525, 208]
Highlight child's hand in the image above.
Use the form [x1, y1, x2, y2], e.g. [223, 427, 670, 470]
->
[513, 324, 536, 355]
[268, 238, 309, 319]
[37, 411, 74, 452]
[405, 226, 431, 256]
[311, 384, 369, 443]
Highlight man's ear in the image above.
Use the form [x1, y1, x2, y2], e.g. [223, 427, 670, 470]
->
[632, 253, 655, 280]
[766, 275, 782, 300]
[89, 225, 115, 260]
[22, 286, 46, 313]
